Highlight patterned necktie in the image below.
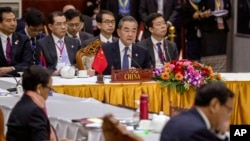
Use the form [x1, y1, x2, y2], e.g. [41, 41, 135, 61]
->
[122, 47, 129, 69]
[6, 37, 12, 65]
[156, 42, 165, 64]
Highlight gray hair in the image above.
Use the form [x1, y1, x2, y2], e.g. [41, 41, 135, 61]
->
[117, 16, 138, 29]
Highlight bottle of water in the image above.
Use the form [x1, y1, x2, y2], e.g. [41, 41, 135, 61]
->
[140, 94, 148, 120]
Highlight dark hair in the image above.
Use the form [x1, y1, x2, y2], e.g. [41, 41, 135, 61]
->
[194, 82, 235, 106]
[64, 9, 84, 22]
[144, 13, 164, 29]
[96, 10, 114, 23]
[48, 11, 65, 24]
[0, 7, 14, 22]
[22, 65, 51, 91]
[25, 8, 45, 26]
[117, 16, 138, 29]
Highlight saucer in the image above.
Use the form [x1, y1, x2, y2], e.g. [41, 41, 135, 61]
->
[78, 75, 89, 78]
[61, 76, 75, 79]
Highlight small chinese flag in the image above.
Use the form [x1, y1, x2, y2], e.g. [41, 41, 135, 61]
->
[92, 47, 107, 74]
[39, 51, 47, 67]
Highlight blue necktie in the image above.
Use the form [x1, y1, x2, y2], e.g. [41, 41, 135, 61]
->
[156, 42, 165, 64]
[122, 47, 129, 69]
[6, 37, 12, 65]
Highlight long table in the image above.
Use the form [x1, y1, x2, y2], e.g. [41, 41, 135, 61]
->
[0, 93, 160, 141]
[1, 73, 250, 125]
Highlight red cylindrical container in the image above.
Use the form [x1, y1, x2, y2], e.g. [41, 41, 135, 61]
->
[140, 94, 148, 119]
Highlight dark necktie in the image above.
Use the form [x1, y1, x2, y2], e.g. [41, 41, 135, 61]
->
[31, 37, 36, 64]
[122, 47, 129, 69]
[6, 37, 12, 65]
[156, 42, 165, 64]
[73, 35, 77, 38]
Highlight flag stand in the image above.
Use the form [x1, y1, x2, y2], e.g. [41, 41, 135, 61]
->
[96, 75, 104, 83]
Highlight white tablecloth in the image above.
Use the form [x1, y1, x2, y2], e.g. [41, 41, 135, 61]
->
[0, 93, 160, 141]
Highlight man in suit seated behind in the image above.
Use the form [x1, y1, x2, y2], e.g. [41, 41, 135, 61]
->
[160, 82, 235, 141]
[102, 16, 151, 75]
[137, 13, 178, 68]
[0, 7, 32, 76]
[36, 11, 81, 75]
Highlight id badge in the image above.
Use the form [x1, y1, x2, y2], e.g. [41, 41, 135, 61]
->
[217, 17, 224, 29]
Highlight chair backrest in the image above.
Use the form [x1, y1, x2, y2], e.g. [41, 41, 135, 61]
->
[76, 39, 103, 70]
[0, 108, 5, 141]
[169, 102, 189, 117]
[102, 114, 143, 141]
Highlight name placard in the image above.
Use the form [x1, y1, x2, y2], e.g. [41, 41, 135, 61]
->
[111, 68, 153, 82]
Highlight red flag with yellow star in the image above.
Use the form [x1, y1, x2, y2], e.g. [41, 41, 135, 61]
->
[92, 47, 107, 74]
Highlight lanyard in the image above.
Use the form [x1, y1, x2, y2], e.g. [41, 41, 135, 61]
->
[119, 0, 129, 8]
[55, 42, 65, 58]
[190, 0, 199, 11]
[215, 0, 222, 10]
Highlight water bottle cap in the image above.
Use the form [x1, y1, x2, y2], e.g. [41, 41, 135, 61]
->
[140, 94, 148, 100]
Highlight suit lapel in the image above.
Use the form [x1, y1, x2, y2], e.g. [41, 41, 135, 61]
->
[112, 42, 121, 69]
[0, 39, 7, 65]
[11, 33, 19, 63]
[147, 38, 156, 67]
[47, 36, 57, 63]
[64, 37, 75, 64]
[163, 39, 170, 61]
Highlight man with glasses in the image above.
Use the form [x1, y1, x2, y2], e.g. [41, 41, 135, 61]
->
[160, 81, 235, 141]
[82, 10, 118, 47]
[0, 7, 32, 76]
[19, 8, 47, 65]
[36, 11, 81, 75]
[137, 13, 178, 68]
[64, 9, 93, 47]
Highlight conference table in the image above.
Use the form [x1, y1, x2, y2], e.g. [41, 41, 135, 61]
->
[1, 73, 250, 126]
[0, 92, 160, 141]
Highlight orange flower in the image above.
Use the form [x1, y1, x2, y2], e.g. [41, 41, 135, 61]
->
[165, 68, 171, 73]
[216, 73, 222, 80]
[210, 74, 215, 80]
[164, 62, 171, 68]
[208, 66, 213, 74]
[175, 72, 183, 81]
[161, 72, 170, 80]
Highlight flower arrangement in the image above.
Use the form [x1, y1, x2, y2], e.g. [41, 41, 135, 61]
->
[153, 60, 223, 94]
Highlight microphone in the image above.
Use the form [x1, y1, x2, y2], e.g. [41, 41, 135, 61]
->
[127, 54, 142, 69]
[4, 74, 23, 94]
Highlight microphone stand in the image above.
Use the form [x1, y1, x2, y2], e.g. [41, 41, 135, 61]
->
[127, 54, 142, 69]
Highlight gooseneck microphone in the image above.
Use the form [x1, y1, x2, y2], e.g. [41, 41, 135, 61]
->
[127, 54, 142, 69]
[4, 74, 23, 94]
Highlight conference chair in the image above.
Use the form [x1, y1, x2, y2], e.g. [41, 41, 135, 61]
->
[76, 39, 103, 70]
[0, 108, 5, 141]
[102, 114, 143, 141]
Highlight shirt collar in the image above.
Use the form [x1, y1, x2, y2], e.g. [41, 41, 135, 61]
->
[196, 107, 211, 130]
[151, 36, 164, 46]
[52, 33, 65, 43]
[100, 33, 113, 43]
[67, 32, 79, 38]
[0, 31, 13, 42]
[119, 39, 132, 52]
[24, 27, 32, 38]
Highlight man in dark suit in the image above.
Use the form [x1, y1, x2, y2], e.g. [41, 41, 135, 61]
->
[64, 9, 93, 47]
[36, 11, 81, 75]
[137, 13, 178, 68]
[160, 82, 234, 141]
[18, 8, 47, 65]
[102, 16, 150, 75]
[82, 10, 118, 47]
[0, 7, 32, 76]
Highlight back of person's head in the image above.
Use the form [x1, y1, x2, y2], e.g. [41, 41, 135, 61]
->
[22, 65, 51, 91]
[144, 13, 164, 29]
[64, 9, 83, 22]
[48, 11, 65, 24]
[62, 4, 76, 13]
[96, 10, 114, 23]
[0, 6, 13, 22]
[25, 8, 45, 26]
[194, 82, 234, 106]
[117, 16, 138, 29]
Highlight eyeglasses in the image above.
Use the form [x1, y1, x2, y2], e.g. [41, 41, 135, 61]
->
[222, 104, 233, 116]
[44, 86, 56, 96]
[67, 22, 82, 28]
[102, 20, 115, 25]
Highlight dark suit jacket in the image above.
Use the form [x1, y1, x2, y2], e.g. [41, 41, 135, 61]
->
[0, 32, 32, 73]
[18, 29, 47, 64]
[6, 94, 51, 141]
[102, 41, 151, 75]
[139, 0, 181, 25]
[79, 31, 94, 47]
[200, 0, 231, 32]
[82, 14, 94, 35]
[100, 0, 140, 23]
[36, 35, 81, 74]
[160, 108, 228, 141]
[82, 35, 118, 47]
[136, 37, 178, 67]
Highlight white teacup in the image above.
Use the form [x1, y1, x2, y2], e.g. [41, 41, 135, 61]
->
[78, 70, 88, 77]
